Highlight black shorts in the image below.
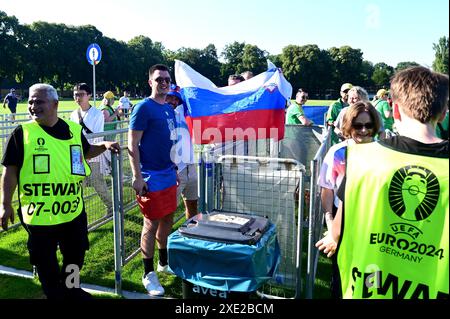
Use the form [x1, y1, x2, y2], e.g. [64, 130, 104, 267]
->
[8, 105, 17, 113]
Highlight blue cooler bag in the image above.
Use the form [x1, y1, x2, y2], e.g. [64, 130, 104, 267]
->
[168, 210, 280, 292]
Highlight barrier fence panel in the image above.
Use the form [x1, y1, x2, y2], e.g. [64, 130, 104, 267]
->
[305, 128, 331, 298]
[211, 155, 306, 298]
[110, 144, 186, 295]
[279, 125, 324, 179]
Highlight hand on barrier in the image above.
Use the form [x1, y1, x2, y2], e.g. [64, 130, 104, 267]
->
[315, 231, 337, 258]
[104, 141, 120, 153]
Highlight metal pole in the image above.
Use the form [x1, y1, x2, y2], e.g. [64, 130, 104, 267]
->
[205, 146, 214, 213]
[111, 151, 122, 296]
[295, 172, 304, 299]
[197, 151, 205, 213]
[305, 161, 317, 299]
[93, 61, 96, 107]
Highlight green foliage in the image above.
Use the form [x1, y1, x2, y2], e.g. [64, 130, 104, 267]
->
[0, 11, 23, 83]
[432, 36, 449, 74]
[240, 44, 268, 75]
[280, 44, 333, 93]
[219, 42, 268, 81]
[371, 62, 394, 88]
[360, 60, 375, 88]
[169, 44, 222, 86]
[328, 46, 364, 87]
[3, 10, 429, 96]
[395, 61, 420, 72]
[128, 35, 167, 95]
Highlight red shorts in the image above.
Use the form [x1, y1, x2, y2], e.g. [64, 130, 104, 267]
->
[136, 185, 177, 220]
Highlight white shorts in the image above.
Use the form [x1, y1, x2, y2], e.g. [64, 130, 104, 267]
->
[177, 164, 198, 202]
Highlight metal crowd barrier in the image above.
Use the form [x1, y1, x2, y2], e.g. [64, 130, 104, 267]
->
[200, 153, 306, 299]
[110, 145, 186, 295]
[195, 127, 330, 299]
[305, 127, 331, 298]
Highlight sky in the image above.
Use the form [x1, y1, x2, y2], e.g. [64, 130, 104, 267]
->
[1, 0, 448, 67]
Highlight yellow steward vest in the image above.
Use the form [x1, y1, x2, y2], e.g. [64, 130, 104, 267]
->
[19, 120, 91, 225]
[338, 142, 449, 299]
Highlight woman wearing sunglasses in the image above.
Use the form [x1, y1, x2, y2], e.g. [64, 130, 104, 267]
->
[317, 101, 381, 297]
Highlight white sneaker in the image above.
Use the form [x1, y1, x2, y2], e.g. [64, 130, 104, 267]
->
[142, 271, 165, 296]
[157, 263, 173, 275]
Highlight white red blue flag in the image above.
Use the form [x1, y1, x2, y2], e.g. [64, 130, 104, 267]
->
[175, 60, 292, 144]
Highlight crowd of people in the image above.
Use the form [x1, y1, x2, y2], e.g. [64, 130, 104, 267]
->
[0, 64, 448, 300]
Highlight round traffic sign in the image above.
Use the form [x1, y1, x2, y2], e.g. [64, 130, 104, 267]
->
[86, 43, 102, 65]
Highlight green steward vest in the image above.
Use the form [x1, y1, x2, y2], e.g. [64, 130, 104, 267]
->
[19, 120, 91, 226]
[338, 142, 449, 299]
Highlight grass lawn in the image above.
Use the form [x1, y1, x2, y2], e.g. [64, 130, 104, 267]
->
[0, 202, 187, 299]
[1, 98, 142, 116]
[1, 99, 332, 116]
[0, 202, 333, 299]
[304, 100, 332, 107]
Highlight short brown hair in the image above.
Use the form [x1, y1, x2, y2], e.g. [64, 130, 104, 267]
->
[341, 101, 381, 139]
[390, 66, 449, 123]
[149, 64, 170, 78]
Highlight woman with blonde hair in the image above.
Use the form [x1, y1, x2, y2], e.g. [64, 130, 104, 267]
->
[334, 86, 384, 140]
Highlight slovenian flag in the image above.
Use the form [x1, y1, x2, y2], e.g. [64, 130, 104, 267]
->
[175, 60, 292, 144]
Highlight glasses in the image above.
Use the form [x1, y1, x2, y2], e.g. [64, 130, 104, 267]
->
[353, 122, 374, 130]
[73, 92, 87, 98]
[153, 77, 171, 84]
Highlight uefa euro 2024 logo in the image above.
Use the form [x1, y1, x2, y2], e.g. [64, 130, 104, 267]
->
[388, 165, 440, 222]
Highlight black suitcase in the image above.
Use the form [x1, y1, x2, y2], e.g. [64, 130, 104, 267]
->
[178, 210, 270, 245]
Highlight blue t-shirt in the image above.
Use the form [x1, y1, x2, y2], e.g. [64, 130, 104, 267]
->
[129, 98, 176, 171]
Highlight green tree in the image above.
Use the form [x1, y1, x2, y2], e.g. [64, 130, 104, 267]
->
[0, 11, 23, 85]
[240, 44, 268, 75]
[168, 44, 221, 85]
[96, 36, 134, 93]
[128, 35, 166, 95]
[267, 54, 282, 68]
[395, 61, 420, 72]
[220, 42, 268, 83]
[220, 41, 245, 80]
[371, 62, 394, 88]
[432, 36, 449, 74]
[279, 44, 333, 94]
[360, 60, 375, 88]
[328, 46, 364, 88]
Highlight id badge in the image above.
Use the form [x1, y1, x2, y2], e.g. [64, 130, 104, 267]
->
[71, 145, 86, 176]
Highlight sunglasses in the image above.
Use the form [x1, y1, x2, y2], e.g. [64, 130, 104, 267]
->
[353, 122, 374, 130]
[73, 92, 87, 97]
[153, 77, 171, 84]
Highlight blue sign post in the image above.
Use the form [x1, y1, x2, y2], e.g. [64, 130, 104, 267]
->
[86, 43, 102, 107]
